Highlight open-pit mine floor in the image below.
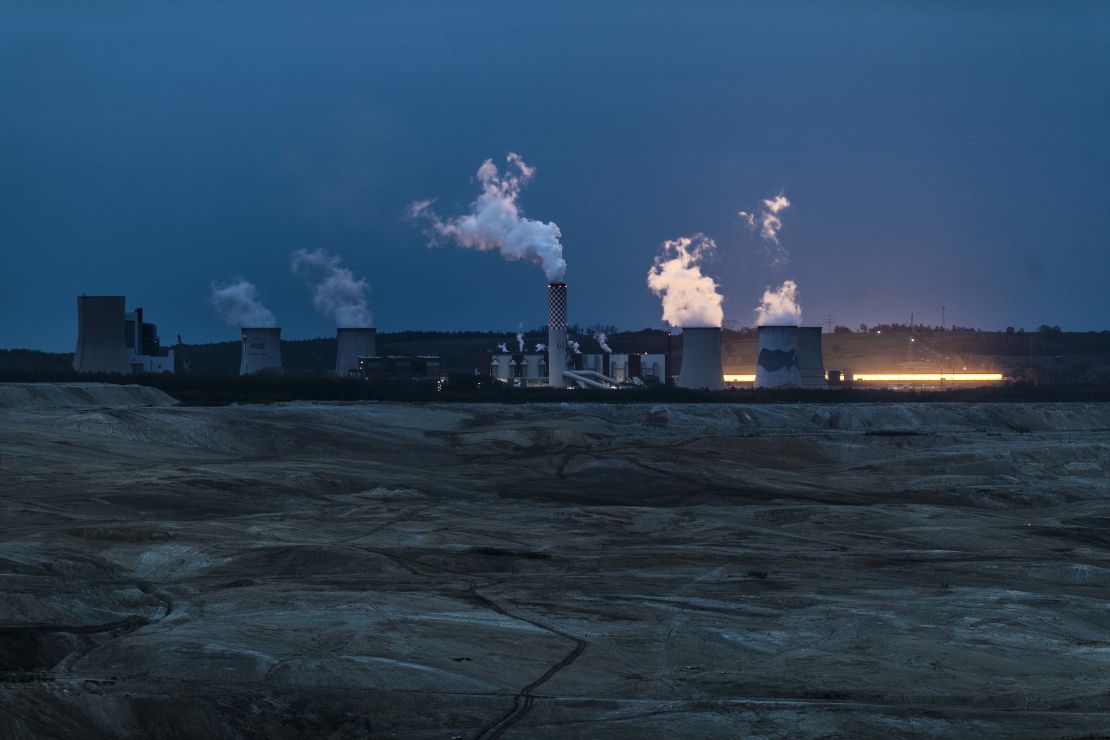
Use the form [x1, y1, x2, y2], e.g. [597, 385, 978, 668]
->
[2, 389, 1109, 738]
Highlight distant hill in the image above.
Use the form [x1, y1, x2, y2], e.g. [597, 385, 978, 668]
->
[4, 327, 1110, 383]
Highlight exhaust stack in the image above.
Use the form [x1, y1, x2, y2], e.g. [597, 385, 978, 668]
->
[240, 327, 283, 375]
[547, 282, 568, 388]
[677, 327, 724, 390]
[335, 328, 376, 377]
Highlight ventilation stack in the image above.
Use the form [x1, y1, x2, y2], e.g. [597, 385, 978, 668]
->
[239, 327, 283, 375]
[73, 295, 130, 374]
[547, 282, 568, 388]
[677, 327, 724, 390]
[335, 328, 376, 377]
[754, 325, 803, 388]
[796, 327, 828, 389]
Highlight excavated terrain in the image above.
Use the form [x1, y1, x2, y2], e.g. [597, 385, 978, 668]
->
[1, 386, 1109, 738]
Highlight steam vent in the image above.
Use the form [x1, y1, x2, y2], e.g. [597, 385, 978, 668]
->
[239, 327, 283, 375]
[548, 282, 568, 387]
[677, 327, 725, 390]
[755, 325, 826, 389]
[335, 327, 376, 377]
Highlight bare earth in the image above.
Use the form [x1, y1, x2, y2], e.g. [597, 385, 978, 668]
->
[2, 385, 1109, 738]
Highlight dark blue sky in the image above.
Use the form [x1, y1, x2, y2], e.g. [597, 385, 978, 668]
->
[2, 2, 1108, 350]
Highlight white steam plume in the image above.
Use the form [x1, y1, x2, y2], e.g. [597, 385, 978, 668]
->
[594, 331, 612, 353]
[497, 342, 509, 353]
[290, 249, 372, 327]
[755, 280, 802, 326]
[408, 153, 566, 281]
[568, 340, 581, 355]
[739, 192, 791, 266]
[535, 343, 546, 351]
[646, 234, 724, 328]
[515, 331, 525, 352]
[209, 278, 276, 327]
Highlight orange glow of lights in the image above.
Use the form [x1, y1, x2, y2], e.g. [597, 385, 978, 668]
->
[723, 374, 756, 383]
[849, 373, 1003, 382]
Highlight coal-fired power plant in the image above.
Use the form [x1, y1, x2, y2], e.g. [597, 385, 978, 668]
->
[678, 327, 725, 390]
[335, 327, 376, 377]
[239, 327, 283, 375]
[74, 295, 130, 374]
[755, 325, 826, 389]
[548, 282, 568, 388]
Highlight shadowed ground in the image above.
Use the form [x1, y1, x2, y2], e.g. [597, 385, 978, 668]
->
[1, 387, 1109, 738]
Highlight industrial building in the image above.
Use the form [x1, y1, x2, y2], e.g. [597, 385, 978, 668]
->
[239, 327, 283, 375]
[487, 348, 666, 388]
[74, 296, 174, 374]
[357, 355, 442, 383]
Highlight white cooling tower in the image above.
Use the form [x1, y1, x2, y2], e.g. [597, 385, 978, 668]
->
[74, 295, 130, 374]
[548, 282, 568, 388]
[335, 327, 376, 377]
[239, 327, 283, 375]
[754, 325, 803, 388]
[795, 327, 827, 389]
[677, 327, 724, 390]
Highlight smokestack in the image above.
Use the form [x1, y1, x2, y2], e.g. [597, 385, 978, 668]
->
[240, 327, 283, 375]
[74, 295, 130, 374]
[754, 326, 803, 388]
[548, 282, 567, 388]
[335, 327, 376, 377]
[677, 327, 724, 390]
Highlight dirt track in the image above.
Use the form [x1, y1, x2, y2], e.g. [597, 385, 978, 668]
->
[2, 390, 1109, 738]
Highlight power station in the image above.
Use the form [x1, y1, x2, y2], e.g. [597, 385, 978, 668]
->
[74, 296, 174, 374]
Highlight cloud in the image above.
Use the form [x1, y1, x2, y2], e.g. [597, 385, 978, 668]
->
[754, 280, 802, 326]
[290, 249, 372, 327]
[646, 234, 724, 328]
[739, 191, 791, 266]
[209, 278, 276, 327]
[409, 153, 566, 281]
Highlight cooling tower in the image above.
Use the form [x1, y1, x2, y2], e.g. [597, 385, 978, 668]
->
[677, 327, 724, 390]
[796, 326, 828, 389]
[239, 327, 283, 375]
[335, 327, 376, 377]
[73, 295, 129, 374]
[754, 325, 803, 388]
[547, 282, 568, 388]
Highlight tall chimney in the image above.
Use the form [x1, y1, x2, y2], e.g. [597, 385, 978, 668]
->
[547, 282, 567, 388]
[335, 328, 376, 377]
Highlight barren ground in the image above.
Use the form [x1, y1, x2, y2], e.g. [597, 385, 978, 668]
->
[1, 385, 1109, 738]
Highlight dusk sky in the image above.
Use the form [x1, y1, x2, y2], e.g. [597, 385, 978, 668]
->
[2, 2, 1108, 351]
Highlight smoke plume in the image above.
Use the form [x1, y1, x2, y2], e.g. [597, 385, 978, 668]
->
[568, 340, 581, 355]
[646, 234, 724, 328]
[290, 249, 372, 327]
[408, 153, 566, 281]
[209, 278, 276, 327]
[594, 331, 612, 353]
[754, 280, 802, 326]
[515, 331, 525, 352]
[535, 343, 546, 352]
[739, 192, 791, 266]
[497, 342, 509, 353]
